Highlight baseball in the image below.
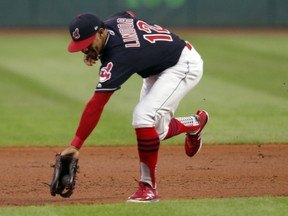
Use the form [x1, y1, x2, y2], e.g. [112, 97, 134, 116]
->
[61, 175, 71, 188]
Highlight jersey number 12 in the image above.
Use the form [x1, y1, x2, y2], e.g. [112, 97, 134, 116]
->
[136, 20, 173, 43]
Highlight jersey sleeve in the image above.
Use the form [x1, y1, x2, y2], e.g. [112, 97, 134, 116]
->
[126, 10, 137, 18]
[95, 61, 136, 92]
[70, 91, 113, 149]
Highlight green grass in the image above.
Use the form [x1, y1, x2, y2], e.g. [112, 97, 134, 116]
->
[0, 197, 287, 216]
[191, 34, 288, 144]
[0, 33, 287, 146]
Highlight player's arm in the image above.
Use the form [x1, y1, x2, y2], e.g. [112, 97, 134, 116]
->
[71, 91, 113, 148]
[61, 91, 113, 157]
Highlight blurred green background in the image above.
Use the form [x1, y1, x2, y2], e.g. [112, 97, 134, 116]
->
[1, 0, 288, 27]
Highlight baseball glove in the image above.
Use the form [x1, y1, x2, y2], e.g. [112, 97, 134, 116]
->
[50, 153, 79, 198]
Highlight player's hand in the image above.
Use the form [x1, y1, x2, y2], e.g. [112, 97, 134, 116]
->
[61, 146, 80, 159]
[83, 54, 97, 66]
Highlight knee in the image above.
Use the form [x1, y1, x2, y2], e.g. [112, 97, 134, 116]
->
[132, 106, 155, 128]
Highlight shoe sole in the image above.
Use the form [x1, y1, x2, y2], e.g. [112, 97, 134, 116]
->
[127, 198, 160, 203]
[198, 110, 209, 131]
[185, 110, 209, 157]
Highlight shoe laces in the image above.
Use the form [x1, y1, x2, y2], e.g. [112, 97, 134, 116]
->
[131, 182, 148, 197]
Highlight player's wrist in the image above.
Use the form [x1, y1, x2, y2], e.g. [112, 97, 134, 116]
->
[70, 136, 84, 149]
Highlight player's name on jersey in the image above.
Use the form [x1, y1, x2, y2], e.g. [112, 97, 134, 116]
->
[117, 18, 140, 48]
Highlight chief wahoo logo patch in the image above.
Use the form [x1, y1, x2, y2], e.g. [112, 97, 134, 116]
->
[72, 28, 80, 40]
[99, 62, 113, 83]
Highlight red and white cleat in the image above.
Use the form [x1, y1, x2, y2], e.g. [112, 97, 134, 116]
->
[185, 110, 209, 157]
[127, 182, 159, 203]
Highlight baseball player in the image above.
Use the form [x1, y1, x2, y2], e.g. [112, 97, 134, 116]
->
[60, 11, 209, 203]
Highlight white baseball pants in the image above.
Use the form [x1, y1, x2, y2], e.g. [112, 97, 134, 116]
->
[132, 43, 204, 140]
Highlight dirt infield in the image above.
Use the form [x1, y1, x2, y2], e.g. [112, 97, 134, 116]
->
[0, 144, 287, 206]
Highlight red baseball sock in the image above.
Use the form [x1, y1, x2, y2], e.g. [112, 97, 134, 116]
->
[164, 118, 200, 140]
[135, 127, 160, 188]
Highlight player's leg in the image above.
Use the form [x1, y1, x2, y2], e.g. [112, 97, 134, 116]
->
[153, 45, 209, 157]
[154, 44, 209, 157]
[127, 76, 160, 203]
[128, 44, 204, 202]
[153, 44, 205, 140]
